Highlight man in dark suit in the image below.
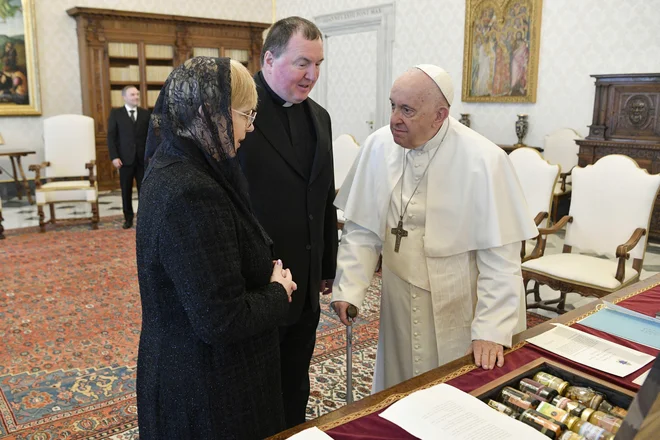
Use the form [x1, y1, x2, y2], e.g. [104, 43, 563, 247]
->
[238, 17, 338, 428]
[107, 85, 149, 229]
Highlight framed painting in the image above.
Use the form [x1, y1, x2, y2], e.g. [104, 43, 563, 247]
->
[461, 0, 543, 103]
[0, 0, 41, 115]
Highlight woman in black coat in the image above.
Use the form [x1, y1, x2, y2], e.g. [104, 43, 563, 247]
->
[136, 57, 297, 439]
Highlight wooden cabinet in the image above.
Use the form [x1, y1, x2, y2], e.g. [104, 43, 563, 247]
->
[576, 73, 660, 239]
[67, 7, 269, 190]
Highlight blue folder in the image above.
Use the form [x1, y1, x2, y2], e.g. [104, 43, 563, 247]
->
[579, 302, 660, 350]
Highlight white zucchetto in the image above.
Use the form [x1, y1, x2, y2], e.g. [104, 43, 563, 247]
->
[414, 64, 454, 106]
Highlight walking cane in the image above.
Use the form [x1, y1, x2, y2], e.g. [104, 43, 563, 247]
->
[346, 304, 358, 404]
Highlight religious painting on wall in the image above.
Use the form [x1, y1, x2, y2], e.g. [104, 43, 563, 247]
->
[461, 0, 542, 103]
[0, 0, 41, 115]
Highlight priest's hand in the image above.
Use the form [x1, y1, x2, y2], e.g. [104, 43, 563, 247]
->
[467, 340, 504, 370]
[320, 279, 334, 295]
[332, 301, 358, 326]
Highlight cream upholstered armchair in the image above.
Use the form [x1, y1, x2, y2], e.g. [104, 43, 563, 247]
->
[509, 147, 560, 261]
[543, 128, 581, 223]
[29, 114, 99, 232]
[333, 134, 360, 231]
[522, 155, 660, 313]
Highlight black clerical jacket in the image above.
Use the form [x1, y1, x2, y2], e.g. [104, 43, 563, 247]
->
[238, 73, 338, 324]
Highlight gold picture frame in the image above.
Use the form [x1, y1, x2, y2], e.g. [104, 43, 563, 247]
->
[461, 0, 543, 103]
[0, 0, 41, 116]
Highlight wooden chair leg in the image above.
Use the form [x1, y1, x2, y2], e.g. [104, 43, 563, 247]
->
[557, 291, 568, 313]
[49, 203, 56, 223]
[37, 204, 46, 232]
[551, 195, 559, 224]
[91, 201, 99, 230]
[533, 281, 541, 302]
[523, 277, 531, 305]
[523, 277, 541, 302]
[0, 211, 4, 239]
[528, 290, 572, 315]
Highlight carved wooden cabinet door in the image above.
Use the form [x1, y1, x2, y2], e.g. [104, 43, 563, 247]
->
[68, 7, 269, 191]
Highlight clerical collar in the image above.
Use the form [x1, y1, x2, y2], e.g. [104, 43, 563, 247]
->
[259, 71, 294, 107]
[411, 118, 450, 154]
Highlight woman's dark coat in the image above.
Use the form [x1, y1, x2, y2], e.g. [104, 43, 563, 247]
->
[136, 141, 289, 439]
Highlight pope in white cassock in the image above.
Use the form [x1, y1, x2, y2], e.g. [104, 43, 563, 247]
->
[331, 65, 538, 393]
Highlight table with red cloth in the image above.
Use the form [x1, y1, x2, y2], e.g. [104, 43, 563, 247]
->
[271, 275, 660, 439]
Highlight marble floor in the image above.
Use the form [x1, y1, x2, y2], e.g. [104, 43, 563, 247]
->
[2, 193, 659, 320]
[0, 190, 137, 230]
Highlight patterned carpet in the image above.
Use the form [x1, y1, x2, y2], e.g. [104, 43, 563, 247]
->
[0, 219, 548, 438]
[1, 219, 140, 439]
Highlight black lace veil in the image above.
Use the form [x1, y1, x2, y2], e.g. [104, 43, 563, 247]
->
[145, 57, 250, 206]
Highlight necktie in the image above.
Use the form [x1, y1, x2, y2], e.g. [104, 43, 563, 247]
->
[129, 109, 136, 122]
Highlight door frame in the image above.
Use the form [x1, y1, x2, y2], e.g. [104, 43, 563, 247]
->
[314, 3, 395, 133]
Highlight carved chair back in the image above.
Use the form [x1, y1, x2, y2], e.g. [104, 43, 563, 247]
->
[565, 155, 660, 262]
[510, 147, 560, 228]
[543, 128, 581, 180]
[333, 134, 360, 191]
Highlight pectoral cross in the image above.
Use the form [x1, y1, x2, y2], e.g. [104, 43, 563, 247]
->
[391, 219, 408, 253]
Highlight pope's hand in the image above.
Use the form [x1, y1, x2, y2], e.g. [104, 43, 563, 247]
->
[466, 340, 504, 370]
[332, 301, 357, 326]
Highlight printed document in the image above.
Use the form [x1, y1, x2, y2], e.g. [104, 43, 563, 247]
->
[379, 383, 547, 439]
[527, 324, 655, 377]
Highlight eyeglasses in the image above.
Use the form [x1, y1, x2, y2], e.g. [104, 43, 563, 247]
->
[232, 109, 257, 128]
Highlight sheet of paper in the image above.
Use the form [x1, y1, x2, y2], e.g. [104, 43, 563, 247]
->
[578, 302, 660, 349]
[379, 383, 547, 440]
[527, 324, 655, 377]
[287, 427, 334, 439]
[633, 370, 650, 386]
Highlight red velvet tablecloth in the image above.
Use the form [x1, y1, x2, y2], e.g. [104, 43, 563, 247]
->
[324, 285, 660, 439]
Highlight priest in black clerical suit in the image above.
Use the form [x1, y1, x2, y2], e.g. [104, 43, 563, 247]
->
[237, 17, 338, 428]
[107, 85, 150, 229]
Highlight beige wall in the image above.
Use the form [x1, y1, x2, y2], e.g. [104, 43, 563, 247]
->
[0, 0, 271, 179]
[276, 0, 660, 147]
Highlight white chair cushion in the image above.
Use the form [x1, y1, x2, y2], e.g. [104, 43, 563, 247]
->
[39, 181, 95, 191]
[36, 181, 98, 204]
[522, 253, 638, 291]
[553, 182, 571, 195]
